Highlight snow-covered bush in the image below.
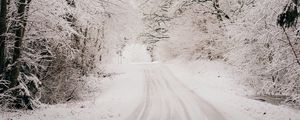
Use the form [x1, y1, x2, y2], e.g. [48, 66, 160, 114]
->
[25, 0, 106, 104]
[144, 0, 229, 61]
[225, 0, 300, 107]
[0, 0, 109, 108]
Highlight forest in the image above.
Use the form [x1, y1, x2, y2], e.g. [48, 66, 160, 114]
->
[0, 0, 300, 120]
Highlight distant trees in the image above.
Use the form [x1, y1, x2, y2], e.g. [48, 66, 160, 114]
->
[140, 0, 230, 61]
[192, 0, 230, 21]
[142, 0, 229, 61]
[141, 1, 172, 61]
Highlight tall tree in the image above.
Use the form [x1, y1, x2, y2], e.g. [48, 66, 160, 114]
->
[6, 0, 34, 109]
[9, 0, 31, 87]
[0, 0, 7, 74]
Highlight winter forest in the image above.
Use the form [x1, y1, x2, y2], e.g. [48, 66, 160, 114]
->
[0, 0, 300, 120]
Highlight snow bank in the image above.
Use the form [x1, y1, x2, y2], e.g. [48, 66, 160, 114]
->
[0, 64, 146, 120]
[166, 59, 300, 120]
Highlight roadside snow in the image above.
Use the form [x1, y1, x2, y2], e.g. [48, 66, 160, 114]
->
[166, 59, 300, 120]
[2, 60, 300, 120]
[0, 64, 146, 120]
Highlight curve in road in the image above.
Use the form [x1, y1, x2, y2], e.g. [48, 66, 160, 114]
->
[126, 64, 225, 120]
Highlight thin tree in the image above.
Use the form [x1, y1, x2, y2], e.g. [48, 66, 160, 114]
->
[277, 0, 300, 65]
[0, 0, 7, 75]
[5, 0, 34, 109]
[9, 0, 31, 88]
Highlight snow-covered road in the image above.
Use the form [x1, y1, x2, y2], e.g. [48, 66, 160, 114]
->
[126, 64, 225, 120]
[3, 61, 300, 120]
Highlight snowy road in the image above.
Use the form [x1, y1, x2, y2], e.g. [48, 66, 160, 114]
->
[126, 64, 225, 120]
[3, 62, 300, 120]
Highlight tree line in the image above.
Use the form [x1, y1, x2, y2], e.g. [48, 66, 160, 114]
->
[0, 0, 108, 109]
[0, 0, 35, 109]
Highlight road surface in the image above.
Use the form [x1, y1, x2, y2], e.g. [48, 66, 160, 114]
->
[126, 64, 225, 120]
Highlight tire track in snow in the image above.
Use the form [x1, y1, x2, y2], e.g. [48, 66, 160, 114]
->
[161, 65, 225, 120]
[126, 64, 226, 120]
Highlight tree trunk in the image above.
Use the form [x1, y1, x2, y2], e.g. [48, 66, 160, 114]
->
[0, 0, 7, 74]
[9, 0, 31, 88]
[7, 0, 34, 110]
[283, 28, 300, 65]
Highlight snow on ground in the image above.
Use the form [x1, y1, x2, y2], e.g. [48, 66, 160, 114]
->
[166, 59, 300, 120]
[0, 63, 145, 120]
[2, 44, 300, 120]
[0, 44, 149, 120]
[122, 44, 151, 64]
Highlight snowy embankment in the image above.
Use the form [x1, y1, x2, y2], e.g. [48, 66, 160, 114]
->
[2, 59, 300, 120]
[166, 59, 300, 120]
[0, 64, 145, 120]
[1, 44, 300, 120]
